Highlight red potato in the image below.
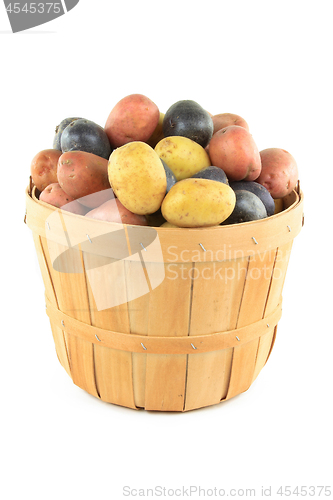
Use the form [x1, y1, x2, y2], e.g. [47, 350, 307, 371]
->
[61, 200, 90, 215]
[57, 151, 111, 208]
[76, 189, 115, 209]
[30, 149, 61, 192]
[212, 113, 249, 134]
[104, 94, 160, 148]
[256, 148, 299, 198]
[85, 198, 149, 226]
[40, 183, 89, 215]
[208, 125, 261, 181]
[39, 183, 75, 208]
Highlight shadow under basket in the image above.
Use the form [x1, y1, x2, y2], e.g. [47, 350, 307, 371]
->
[25, 181, 304, 411]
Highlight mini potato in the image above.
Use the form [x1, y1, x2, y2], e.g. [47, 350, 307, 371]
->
[155, 136, 211, 181]
[208, 125, 261, 181]
[256, 148, 298, 198]
[146, 112, 165, 148]
[39, 182, 75, 208]
[212, 113, 249, 134]
[105, 94, 160, 148]
[30, 149, 61, 192]
[40, 182, 89, 214]
[57, 151, 111, 207]
[85, 199, 149, 226]
[161, 178, 236, 227]
[108, 141, 167, 215]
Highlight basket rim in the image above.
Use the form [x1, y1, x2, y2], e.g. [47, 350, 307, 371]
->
[28, 180, 301, 231]
[25, 181, 304, 263]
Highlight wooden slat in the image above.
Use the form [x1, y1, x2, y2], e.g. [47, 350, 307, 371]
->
[226, 249, 276, 400]
[144, 353, 188, 411]
[184, 258, 248, 410]
[144, 262, 192, 411]
[265, 241, 293, 316]
[42, 238, 99, 398]
[185, 349, 233, 410]
[125, 259, 151, 408]
[83, 253, 136, 408]
[34, 234, 71, 376]
[251, 326, 275, 382]
[237, 250, 277, 327]
[251, 241, 294, 380]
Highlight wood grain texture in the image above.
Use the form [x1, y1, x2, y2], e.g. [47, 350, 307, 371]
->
[185, 258, 248, 410]
[42, 238, 99, 398]
[226, 249, 277, 400]
[32, 234, 71, 377]
[82, 253, 136, 408]
[144, 262, 192, 411]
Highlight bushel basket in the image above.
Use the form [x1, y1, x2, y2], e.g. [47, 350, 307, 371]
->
[25, 180, 304, 411]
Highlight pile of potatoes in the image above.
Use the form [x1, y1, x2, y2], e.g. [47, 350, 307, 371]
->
[30, 93, 299, 228]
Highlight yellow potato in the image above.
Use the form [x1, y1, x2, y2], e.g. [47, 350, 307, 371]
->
[161, 178, 236, 227]
[108, 141, 167, 215]
[155, 136, 211, 181]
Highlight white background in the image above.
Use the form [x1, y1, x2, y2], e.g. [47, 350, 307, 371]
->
[1, 1, 332, 499]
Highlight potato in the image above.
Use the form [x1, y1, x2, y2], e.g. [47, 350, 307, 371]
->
[161, 178, 236, 227]
[256, 148, 299, 198]
[212, 113, 249, 134]
[163, 100, 214, 148]
[222, 190, 267, 225]
[208, 125, 261, 181]
[53, 117, 82, 150]
[39, 183, 75, 208]
[161, 159, 177, 192]
[85, 199, 148, 226]
[61, 119, 112, 160]
[30, 149, 61, 192]
[146, 112, 165, 148]
[62, 200, 90, 215]
[104, 94, 160, 148]
[57, 151, 111, 208]
[75, 189, 115, 209]
[145, 208, 166, 227]
[108, 141, 167, 215]
[155, 136, 211, 181]
[191, 165, 229, 185]
[229, 180, 275, 216]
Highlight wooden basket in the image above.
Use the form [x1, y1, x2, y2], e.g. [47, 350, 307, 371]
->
[25, 180, 304, 411]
